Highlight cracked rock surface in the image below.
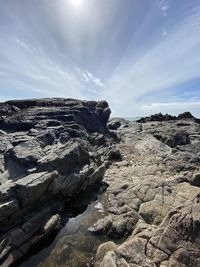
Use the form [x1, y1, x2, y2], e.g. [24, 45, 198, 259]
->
[0, 98, 112, 266]
[93, 118, 200, 267]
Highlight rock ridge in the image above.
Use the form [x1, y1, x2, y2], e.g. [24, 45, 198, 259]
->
[0, 98, 112, 266]
[137, 111, 200, 123]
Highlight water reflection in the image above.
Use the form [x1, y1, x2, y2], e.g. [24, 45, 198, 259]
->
[20, 194, 108, 267]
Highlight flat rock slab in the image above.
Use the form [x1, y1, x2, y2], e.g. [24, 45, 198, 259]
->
[94, 119, 200, 267]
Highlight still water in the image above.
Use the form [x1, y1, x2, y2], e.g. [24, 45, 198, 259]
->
[19, 194, 108, 267]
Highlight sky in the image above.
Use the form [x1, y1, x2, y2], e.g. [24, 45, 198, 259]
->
[0, 0, 200, 117]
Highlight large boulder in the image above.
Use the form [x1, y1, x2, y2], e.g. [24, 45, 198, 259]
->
[38, 139, 90, 175]
[178, 111, 194, 119]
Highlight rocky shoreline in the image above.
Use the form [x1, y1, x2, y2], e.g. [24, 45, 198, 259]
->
[92, 114, 200, 267]
[0, 98, 114, 266]
[0, 99, 200, 267]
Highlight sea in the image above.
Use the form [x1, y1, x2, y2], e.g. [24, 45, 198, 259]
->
[124, 117, 141, 121]
[110, 117, 141, 121]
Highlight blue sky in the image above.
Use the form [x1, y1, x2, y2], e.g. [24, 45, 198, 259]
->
[0, 0, 200, 117]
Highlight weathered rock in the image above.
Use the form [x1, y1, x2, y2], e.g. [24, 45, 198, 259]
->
[108, 118, 130, 130]
[153, 131, 190, 148]
[137, 113, 176, 123]
[190, 173, 200, 187]
[43, 214, 60, 235]
[108, 120, 121, 130]
[96, 241, 118, 264]
[0, 98, 111, 266]
[1, 104, 200, 266]
[178, 111, 194, 119]
[94, 115, 200, 267]
[0, 200, 19, 222]
[137, 111, 198, 123]
[13, 171, 58, 207]
[90, 210, 140, 237]
[97, 201, 200, 267]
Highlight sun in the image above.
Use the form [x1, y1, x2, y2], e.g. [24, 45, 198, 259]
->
[70, 0, 83, 7]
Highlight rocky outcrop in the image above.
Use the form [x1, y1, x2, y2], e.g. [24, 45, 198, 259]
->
[1, 103, 200, 266]
[93, 115, 200, 267]
[137, 111, 197, 123]
[0, 98, 112, 266]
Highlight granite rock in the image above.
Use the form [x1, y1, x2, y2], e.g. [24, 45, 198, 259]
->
[94, 116, 200, 267]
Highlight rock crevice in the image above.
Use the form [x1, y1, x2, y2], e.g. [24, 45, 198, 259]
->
[0, 98, 112, 266]
[94, 115, 200, 267]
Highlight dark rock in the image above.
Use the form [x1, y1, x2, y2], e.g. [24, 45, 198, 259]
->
[0, 98, 111, 266]
[13, 171, 58, 207]
[96, 100, 109, 109]
[154, 131, 190, 147]
[178, 111, 194, 119]
[6, 139, 45, 170]
[36, 130, 56, 147]
[108, 118, 129, 130]
[108, 149, 122, 161]
[0, 118, 36, 132]
[59, 132, 71, 144]
[137, 112, 176, 123]
[38, 139, 90, 175]
[108, 120, 121, 130]
[137, 111, 199, 123]
[191, 173, 200, 187]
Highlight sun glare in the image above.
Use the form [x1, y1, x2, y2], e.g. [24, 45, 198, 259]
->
[70, 0, 83, 7]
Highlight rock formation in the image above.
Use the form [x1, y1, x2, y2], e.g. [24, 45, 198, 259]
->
[0, 98, 112, 266]
[136, 111, 198, 123]
[1, 100, 200, 267]
[93, 114, 200, 267]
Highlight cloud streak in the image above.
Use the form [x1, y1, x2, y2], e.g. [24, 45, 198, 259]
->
[75, 68, 105, 87]
[103, 0, 200, 116]
[0, 0, 200, 117]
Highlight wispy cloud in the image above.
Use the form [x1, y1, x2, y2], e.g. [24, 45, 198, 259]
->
[103, 0, 200, 116]
[86, 71, 105, 87]
[157, 0, 170, 13]
[75, 68, 105, 87]
[13, 37, 30, 52]
[0, 0, 200, 117]
[156, 0, 171, 36]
